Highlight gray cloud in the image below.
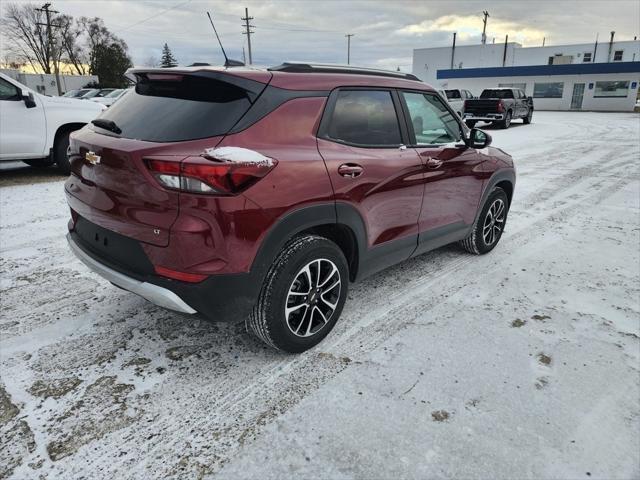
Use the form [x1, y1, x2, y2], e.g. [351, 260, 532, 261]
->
[2, 0, 638, 73]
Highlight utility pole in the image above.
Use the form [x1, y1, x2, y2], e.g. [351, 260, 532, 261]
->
[345, 33, 354, 64]
[241, 7, 254, 64]
[481, 10, 489, 45]
[35, 2, 62, 95]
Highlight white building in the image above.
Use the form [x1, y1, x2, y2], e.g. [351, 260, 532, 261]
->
[0, 69, 98, 96]
[412, 40, 640, 111]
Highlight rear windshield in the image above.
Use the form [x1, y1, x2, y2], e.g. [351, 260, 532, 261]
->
[94, 75, 252, 142]
[445, 90, 461, 99]
[480, 89, 514, 99]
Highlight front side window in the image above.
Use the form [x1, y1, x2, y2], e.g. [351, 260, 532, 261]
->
[613, 50, 623, 61]
[402, 91, 460, 145]
[0, 78, 20, 100]
[594, 81, 629, 97]
[325, 90, 402, 146]
[533, 82, 564, 98]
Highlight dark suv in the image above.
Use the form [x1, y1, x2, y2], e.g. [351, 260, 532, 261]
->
[65, 63, 515, 353]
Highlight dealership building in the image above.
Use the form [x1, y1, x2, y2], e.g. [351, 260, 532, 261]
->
[412, 39, 640, 111]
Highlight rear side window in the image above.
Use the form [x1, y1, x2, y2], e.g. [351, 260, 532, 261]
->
[325, 90, 402, 146]
[480, 89, 514, 99]
[95, 75, 253, 142]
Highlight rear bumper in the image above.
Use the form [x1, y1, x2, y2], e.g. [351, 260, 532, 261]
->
[67, 233, 197, 314]
[462, 113, 505, 121]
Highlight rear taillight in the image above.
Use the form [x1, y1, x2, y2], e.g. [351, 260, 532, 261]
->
[146, 150, 277, 195]
[497, 100, 504, 113]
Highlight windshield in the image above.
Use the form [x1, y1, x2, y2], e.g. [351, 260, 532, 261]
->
[445, 90, 461, 99]
[480, 89, 514, 99]
[80, 89, 100, 98]
[94, 74, 253, 142]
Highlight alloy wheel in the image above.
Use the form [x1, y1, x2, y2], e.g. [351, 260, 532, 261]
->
[482, 198, 506, 246]
[285, 258, 341, 337]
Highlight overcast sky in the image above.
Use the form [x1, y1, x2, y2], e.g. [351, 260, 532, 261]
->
[2, 0, 639, 71]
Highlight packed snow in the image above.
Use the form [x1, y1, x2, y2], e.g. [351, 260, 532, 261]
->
[0, 111, 638, 479]
[202, 146, 274, 166]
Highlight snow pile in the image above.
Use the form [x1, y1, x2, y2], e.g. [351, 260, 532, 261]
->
[202, 147, 274, 167]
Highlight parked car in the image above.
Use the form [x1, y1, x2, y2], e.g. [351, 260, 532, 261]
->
[65, 63, 515, 353]
[89, 88, 130, 107]
[0, 73, 106, 172]
[444, 88, 474, 117]
[80, 88, 115, 99]
[462, 88, 533, 129]
[62, 88, 94, 98]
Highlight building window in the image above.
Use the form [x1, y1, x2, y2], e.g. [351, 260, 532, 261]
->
[499, 83, 527, 92]
[533, 82, 564, 98]
[594, 81, 629, 97]
[613, 50, 623, 61]
[583, 52, 592, 63]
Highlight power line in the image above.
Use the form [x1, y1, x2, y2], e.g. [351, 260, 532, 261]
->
[114, 0, 192, 33]
[241, 7, 254, 64]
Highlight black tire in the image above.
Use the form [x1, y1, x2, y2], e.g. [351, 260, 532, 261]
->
[247, 235, 349, 353]
[23, 158, 54, 168]
[523, 108, 533, 124]
[54, 130, 72, 174]
[459, 187, 509, 255]
[498, 111, 512, 129]
[465, 120, 477, 128]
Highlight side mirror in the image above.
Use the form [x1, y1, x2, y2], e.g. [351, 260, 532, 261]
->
[21, 89, 36, 108]
[527, 96, 533, 101]
[467, 128, 492, 149]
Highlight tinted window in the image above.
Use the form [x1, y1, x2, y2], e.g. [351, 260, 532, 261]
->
[0, 78, 20, 100]
[94, 75, 252, 142]
[402, 92, 460, 145]
[326, 90, 401, 146]
[445, 89, 461, 99]
[533, 82, 564, 98]
[480, 89, 514, 99]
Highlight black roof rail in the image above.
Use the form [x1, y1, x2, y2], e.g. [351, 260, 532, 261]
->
[268, 62, 421, 81]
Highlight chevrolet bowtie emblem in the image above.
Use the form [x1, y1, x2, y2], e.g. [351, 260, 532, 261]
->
[85, 151, 101, 165]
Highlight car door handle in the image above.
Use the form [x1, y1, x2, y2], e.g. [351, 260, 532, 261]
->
[425, 157, 443, 169]
[338, 163, 364, 178]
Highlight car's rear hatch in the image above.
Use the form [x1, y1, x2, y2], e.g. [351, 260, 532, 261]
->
[65, 68, 271, 247]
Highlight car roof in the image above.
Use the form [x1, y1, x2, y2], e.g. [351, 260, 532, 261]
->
[126, 64, 434, 92]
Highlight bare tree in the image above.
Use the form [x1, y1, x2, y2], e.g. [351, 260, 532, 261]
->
[58, 14, 87, 75]
[0, 3, 61, 74]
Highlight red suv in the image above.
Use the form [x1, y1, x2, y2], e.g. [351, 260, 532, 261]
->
[65, 63, 515, 353]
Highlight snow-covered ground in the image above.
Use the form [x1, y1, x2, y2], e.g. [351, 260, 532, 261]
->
[1, 111, 639, 480]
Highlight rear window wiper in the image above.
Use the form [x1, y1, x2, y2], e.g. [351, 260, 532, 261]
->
[92, 118, 122, 134]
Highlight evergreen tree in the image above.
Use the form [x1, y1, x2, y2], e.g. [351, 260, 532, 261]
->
[160, 43, 178, 68]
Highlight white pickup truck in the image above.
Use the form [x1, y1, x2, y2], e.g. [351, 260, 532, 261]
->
[0, 72, 106, 173]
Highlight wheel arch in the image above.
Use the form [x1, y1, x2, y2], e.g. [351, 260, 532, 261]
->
[250, 202, 367, 284]
[53, 122, 85, 158]
[474, 170, 516, 225]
